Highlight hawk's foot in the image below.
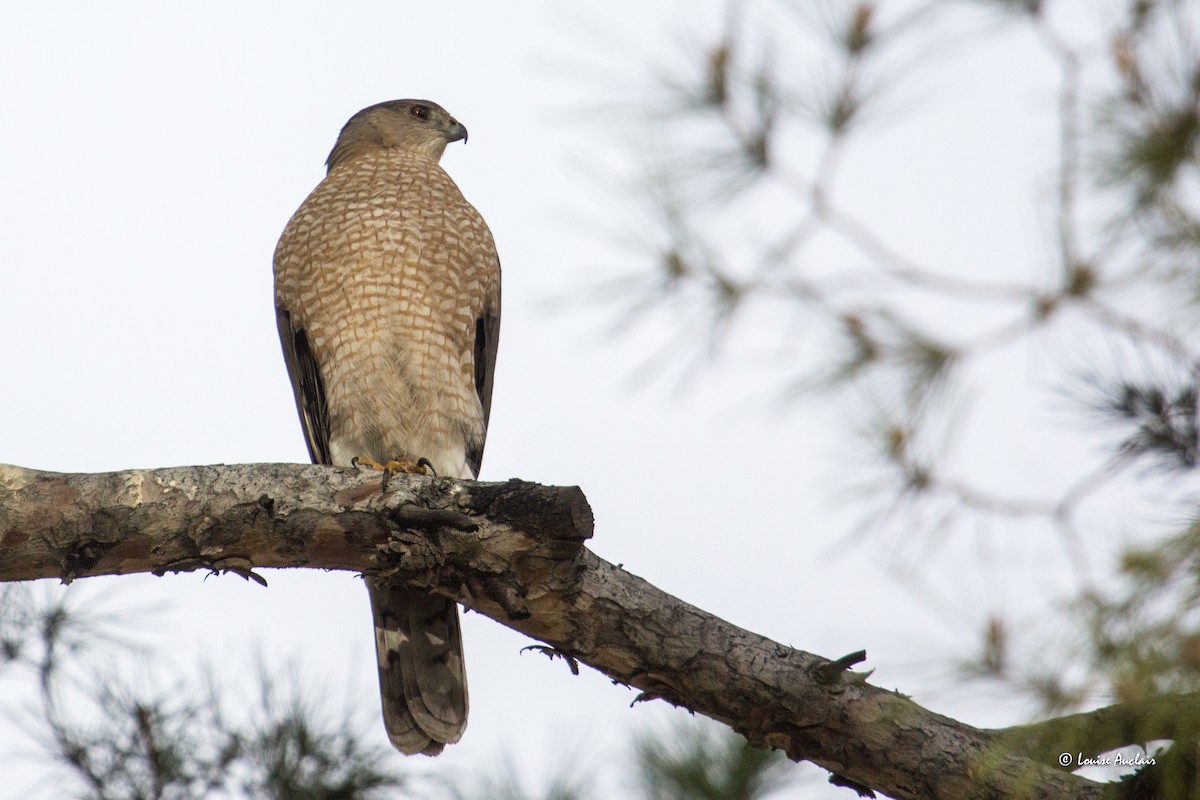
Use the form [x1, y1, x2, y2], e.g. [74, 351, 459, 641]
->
[352, 455, 437, 491]
[351, 456, 437, 476]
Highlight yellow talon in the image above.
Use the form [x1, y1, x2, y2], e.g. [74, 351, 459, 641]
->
[352, 456, 435, 476]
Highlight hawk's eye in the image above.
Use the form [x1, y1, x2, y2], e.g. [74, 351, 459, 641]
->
[410, 105, 429, 120]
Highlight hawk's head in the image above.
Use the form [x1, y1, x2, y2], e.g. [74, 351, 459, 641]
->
[326, 99, 468, 171]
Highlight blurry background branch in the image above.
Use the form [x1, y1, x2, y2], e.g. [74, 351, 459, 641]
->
[0, 584, 407, 800]
[579, 0, 1200, 793]
[593, 0, 1200, 539]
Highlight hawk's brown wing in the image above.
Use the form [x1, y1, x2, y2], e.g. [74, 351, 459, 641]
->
[467, 281, 501, 478]
[275, 306, 332, 466]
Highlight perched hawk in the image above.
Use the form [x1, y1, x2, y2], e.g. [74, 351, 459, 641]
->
[273, 100, 501, 755]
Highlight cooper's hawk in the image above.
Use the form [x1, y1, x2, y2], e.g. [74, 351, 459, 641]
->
[273, 100, 501, 755]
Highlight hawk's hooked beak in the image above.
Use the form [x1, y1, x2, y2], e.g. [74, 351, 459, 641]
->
[447, 120, 468, 144]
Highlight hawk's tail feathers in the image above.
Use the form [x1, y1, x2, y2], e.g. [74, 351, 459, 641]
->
[365, 579, 468, 756]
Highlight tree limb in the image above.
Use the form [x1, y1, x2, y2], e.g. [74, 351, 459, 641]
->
[1000, 693, 1200, 768]
[0, 462, 1107, 799]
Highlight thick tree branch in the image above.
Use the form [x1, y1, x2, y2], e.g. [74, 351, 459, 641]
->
[0, 462, 1107, 799]
[1000, 693, 1200, 767]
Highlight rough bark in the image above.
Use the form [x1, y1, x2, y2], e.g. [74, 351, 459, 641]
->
[0, 462, 1107, 799]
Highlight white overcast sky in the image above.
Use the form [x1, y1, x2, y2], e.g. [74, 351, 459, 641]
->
[0, 1, 1151, 797]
